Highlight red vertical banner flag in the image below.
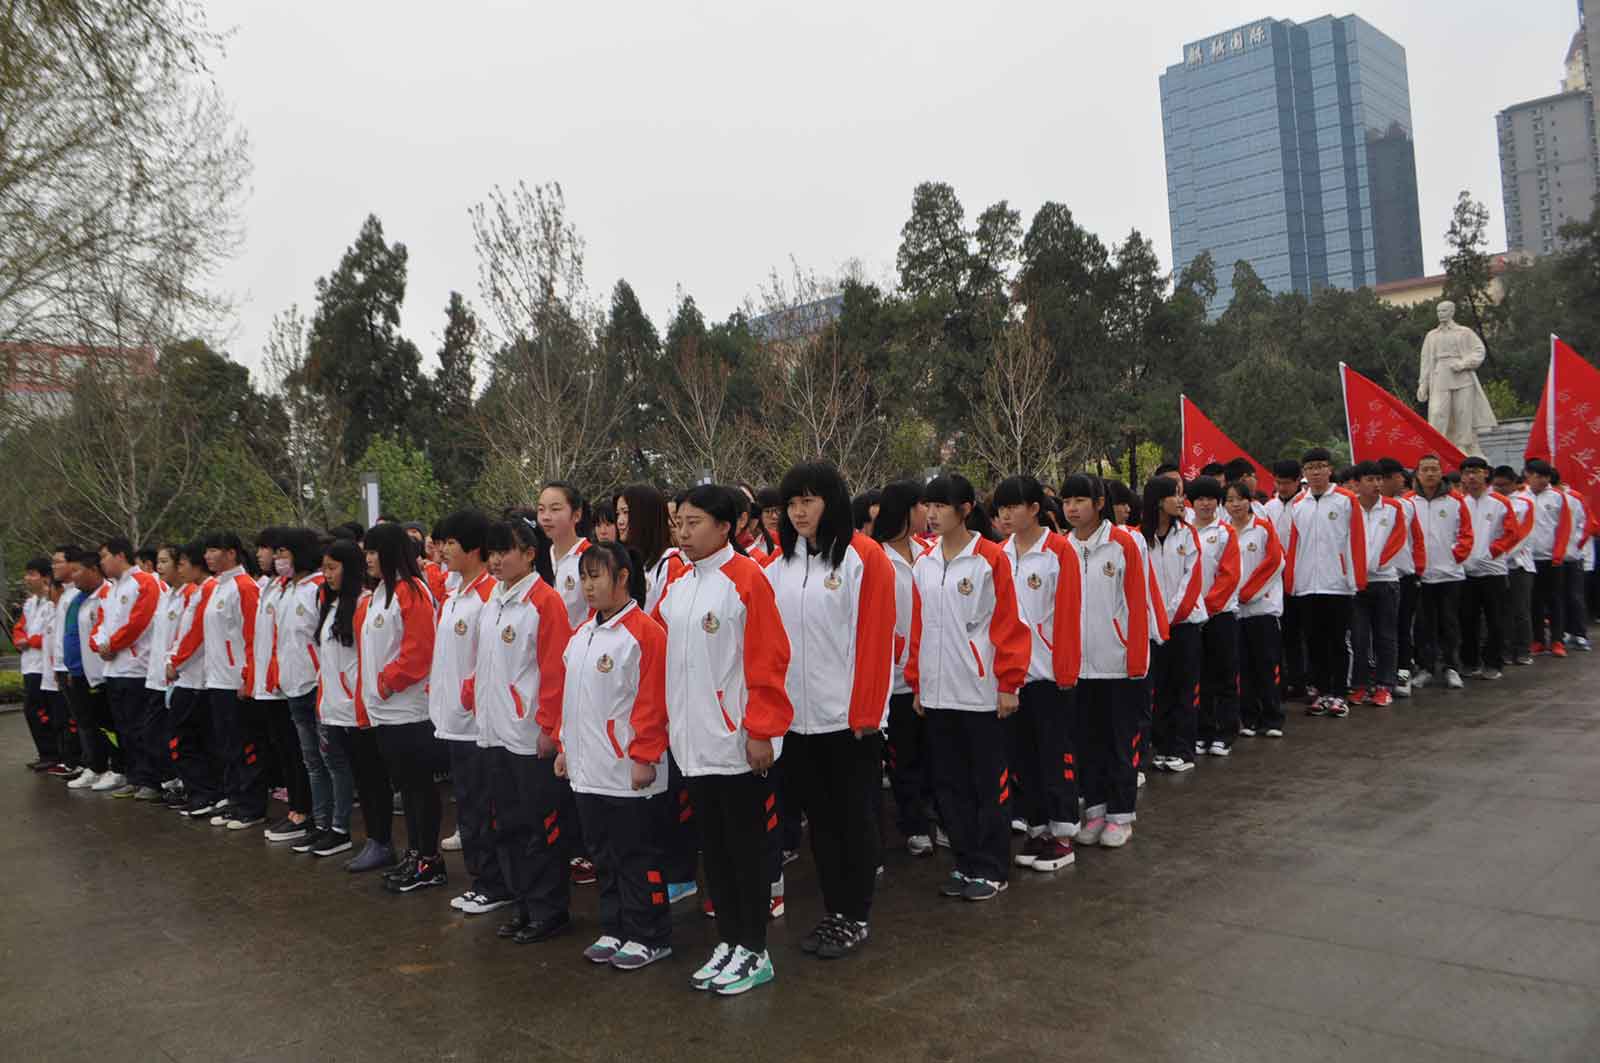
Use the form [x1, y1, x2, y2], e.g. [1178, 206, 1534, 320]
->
[1340, 363, 1466, 468]
[1526, 335, 1600, 513]
[1178, 396, 1273, 485]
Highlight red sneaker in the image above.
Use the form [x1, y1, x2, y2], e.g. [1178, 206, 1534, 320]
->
[1370, 688, 1393, 707]
[570, 857, 597, 885]
[702, 896, 716, 918]
[1531, 641, 1548, 655]
[1552, 642, 1568, 658]
[1348, 688, 1372, 706]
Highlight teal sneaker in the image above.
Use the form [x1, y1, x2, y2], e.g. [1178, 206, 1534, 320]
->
[690, 942, 733, 991]
[713, 947, 774, 996]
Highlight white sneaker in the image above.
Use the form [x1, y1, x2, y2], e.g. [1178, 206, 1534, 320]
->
[1009, 818, 1028, 834]
[691, 943, 734, 990]
[934, 826, 951, 849]
[440, 830, 462, 852]
[1444, 669, 1464, 690]
[1194, 742, 1208, 756]
[90, 771, 126, 792]
[1238, 726, 1257, 738]
[1410, 670, 1432, 690]
[1264, 728, 1284, 738]
[1137, 771, 1146, 788]
[1209, 741, 1231, 757]
[906, 834, 933, 857]
[1167, 758, 1195, 774]
[1100, 822, 1133, 847]
[67, 769, 100, 790]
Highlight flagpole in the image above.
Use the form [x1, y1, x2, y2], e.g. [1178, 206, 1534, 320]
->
[1548, 334, 1559, 461]
[1179, 394, 1187, 469]
[1338, 362, 1353, 461]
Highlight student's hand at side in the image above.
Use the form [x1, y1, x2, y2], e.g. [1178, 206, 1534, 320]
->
[376, 674, 393, 700]
[536, 730, 557, 759]
[912, 694, 924, 717]
[997, 692, 1019, 719]
[630, 761, 657, 790]
[746, 737, 774, 775]
[165, 663, 178, 683]
[553, 752, 567, 778]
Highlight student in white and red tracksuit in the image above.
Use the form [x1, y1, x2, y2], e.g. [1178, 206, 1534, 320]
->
[1053, 473, 1151, 849]
[1143, 476, 1204, 771]
[1555, 472, 1594, 647]
[1284, 448, 1367, 718]
[318, 540, 382, 866]
[271, 530, 331, 849]
[166, 543, 221, 816]
[1348, 463, 1409, 706]
[15, 557, 55, 769]
[540, 482, 596, 883]
[1523, 460, 1572, 654]
[653, 484, 793, 996]
[1495, 467, 1538, 663]
[906, 474, 1029, 902]
[1407, 455, 1473, 690]
[1265, 459, 1308, 696]
[357, 523, 443, 892]
[467, 516, 573, 942]
[619, 483, 698, 898]
[1226, 481, 1286, 735]
[141, 545, 183, 802]
[429, 510, 508, 913]
[552, 542, 673, 970]
[257, 527, 316, 844]
[994, 475, 1080, 874]
[764, 462, 895, 958]
[1459, 457, 1524, 678]
[199, 532, 263, 825]
[1188, 477, 1243, 756]
[90, 536, 163, 798]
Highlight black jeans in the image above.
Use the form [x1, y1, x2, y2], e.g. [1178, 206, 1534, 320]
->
[1350, 581, 1400, 691]
[1506, 568, 1534, 660]
[687, 771, 774, 953]
[926, 708, 1010, 883]
[376, 720, 446, 857]
[52, 673, 79, 769]
[490, 747, 572, 921]
[886, 690, 935, 839]
[662, 753, 699, 884]
[329, 725, 391, 843]
[1150, 622, 1201, 760]
[140, 688, 172, 784]
[1533, 560, 1566, 647]
[1072, 678, 1143, 822]
[1414, 581, 1463, 675]
[1300, 594, 1354, 696]
[448, 741, 506, 898]
[22, 673, 55, 760]
[169, 687, 221, 804]
[785, 729, 883, 923]
[576, 792, 671, 947]
[1397, 575, 1419, 674]
[1014, 680, 1078, 833]
[1198, 612, 1241, 746]
[1460, 574, 1509, 671]
[104, 677, 145, 782]
[210, 691, 269, 818]
[1280, 594, 1308, 692]
[67, 675, 112, 773]
[1238, 615, 1284, 731]
[1563, 561, 1589, 639]
[263, 699, 311, 818]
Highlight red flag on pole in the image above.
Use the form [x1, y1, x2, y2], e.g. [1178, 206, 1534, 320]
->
[1526, 335, 1600, 513]
[1178, 396, 1273, 486]
[1340, 363, 1466, 469]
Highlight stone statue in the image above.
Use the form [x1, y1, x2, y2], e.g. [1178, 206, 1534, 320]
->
[1417, 300, 1496, 456]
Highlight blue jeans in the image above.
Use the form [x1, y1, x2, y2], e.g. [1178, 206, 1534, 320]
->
[315, 721, 355, 834]
[286, 694, 338, 832]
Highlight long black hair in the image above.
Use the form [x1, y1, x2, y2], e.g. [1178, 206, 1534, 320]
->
[1140, 475, 1184, 545]
[319, 539, 366, 647]
[619, 484, 674, 570]
[278, 527, 324, 576]
[580, 541, 647, 609]
[491, 510, 557, 586]
[680, 484, 747, 554]
[362, 521, 424, 605]
[542, 480, 591, 540]
[1059, 473, 1110, 530]
[202, 530, 257, 576]
[779, 461, 854, 568]
[924, 474, 995, 541]
[872, 480, 923, 544]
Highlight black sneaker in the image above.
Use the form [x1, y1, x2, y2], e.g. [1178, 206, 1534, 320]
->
[817, 919, 868, 959]
[291, 828, 327, 854]
[383, 850, 420, 886]
[264, 817, 309, 843]
[512, 910, 571, 944]
[800, 915, 841, 954]
[386, 854, 447, 894]
[311, 830, 353, 858]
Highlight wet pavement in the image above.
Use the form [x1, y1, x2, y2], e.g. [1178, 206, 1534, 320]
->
[6, 659, 1600, 1063]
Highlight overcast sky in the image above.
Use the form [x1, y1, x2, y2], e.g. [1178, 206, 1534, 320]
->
[206, 0, 1577, 376]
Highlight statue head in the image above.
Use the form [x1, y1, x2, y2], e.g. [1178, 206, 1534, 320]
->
[1437, 300, 1456, 326]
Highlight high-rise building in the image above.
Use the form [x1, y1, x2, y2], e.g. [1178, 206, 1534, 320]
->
[1497, 7, 1599, 255]
[1160, 15, 1424, 315]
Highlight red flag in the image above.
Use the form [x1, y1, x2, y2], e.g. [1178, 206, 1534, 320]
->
[1526, 335, 1600, 513]
[1179, 396, 1273, 486]
[1340, 363, 1466, 469]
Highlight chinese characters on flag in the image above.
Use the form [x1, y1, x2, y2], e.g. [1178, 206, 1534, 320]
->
[1526, 336, 1600, 513]
[1340, 363, 1466, 468]
[1178, 396, 1273, 485]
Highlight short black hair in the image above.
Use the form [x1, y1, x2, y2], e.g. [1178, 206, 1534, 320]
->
[1199, 461, 1225, 478]
[1353, 460, 1383, 480]
[1459, 456, 1490, 472]
[1301, 447, 1332, 465]
[1415, 453, 1443, 468]
[1153, 462, 1180, 478]
[1378, 457, 1406, 478]
[75, 548, 102, 571]
[277, 527, 324, 574]
[779, 462, 855, 567]
[436, 509, 492, 560]
[1335, 465, 1358, 484]
[135, 546, 158, 566]
[1223, 457, 1255, 480]
[992, 475, 1045, 510]
[1272, 459, 1302, 479]
[1492, 465, 1518, 480]
[24, 556, 51, 578]
[100, 536, 134, 561]
[1185, 476, 1223, 502]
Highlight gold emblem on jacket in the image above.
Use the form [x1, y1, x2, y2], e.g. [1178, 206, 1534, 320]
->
[596, 654, 614, 674]
[1247, 542, 1258, 553]
[372, 614, 383, 628]
[454, 619, 468, 636]
[1328, 511, 1339, 521]
[1026, 573, 1042, 590]
[296, 604, 306, 616]
[702, 611, 721, 634]
[167, 610, 178, 621]
[564, 576, 576, 591]
[956, 578, 974, 596]
[501, 624, 516, 644]
[1102, 561, 1117, 578]
[823, 572, 842, 591]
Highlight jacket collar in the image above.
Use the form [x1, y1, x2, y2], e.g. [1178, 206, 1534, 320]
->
[692, 544, 735, 572]
[594, 599, 637, 631]
[498, 571, 538, 603]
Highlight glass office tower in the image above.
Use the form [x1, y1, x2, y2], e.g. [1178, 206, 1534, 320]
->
[1160, 15, 1424, 315]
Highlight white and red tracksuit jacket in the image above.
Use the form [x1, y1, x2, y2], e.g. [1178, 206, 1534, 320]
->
[1506, 491, 1537, 574]
[1563, 487, 1593, 564]
[1051, 520, 1158, 682]
[1462, 491, 1524, 578]
[1358, 497, 1409, 583]
[428, 569, 495, 743]
[14, 594, 47, 675]
[252, 576, 288, 703]
[764, 533, 896, 734]
[1234, 517, 1285, 619]
[906, 534, 1030, 711]
[1123, 528, 1174, 645]
[465, 571, 570, 755]
[168, 580, 213, 691]
[89, 568, 162, 679]
[143, 583, 185, 693]
[644, 548, 689, 617]
[1285, 487, 1367, 597]
[1264, 490, 1304, 549]
[78, 583, 109, 686]
[652, 543, 793, 777]
[1193, 519, 1242, 617]
[1003, 530, 1078, 685]
[1408, 488, 1473, 584]
[354, 577, 436, 727]
[200, 566, 259, 693]
[551, 539, 592, 630]
[316, 596, 365, 727]
[1527, 485, 1572, 563]
[268, 574, 325, 700]
[884, 541, 917, 697]
[1148, 523, 1206, 627]
[555, 600, 670, 798]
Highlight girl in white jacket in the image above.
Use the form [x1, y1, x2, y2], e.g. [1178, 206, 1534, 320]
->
[1142, 477, 1204, 773]
[319, 539, 385, 867]
[553, 542, 673, 970]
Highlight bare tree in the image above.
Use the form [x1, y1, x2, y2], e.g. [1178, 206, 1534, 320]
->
[469, 181, 630, 494]
[653, 332, 757, 486]
[262, 305, 349, 524]
[962, 324, 1070, 483]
